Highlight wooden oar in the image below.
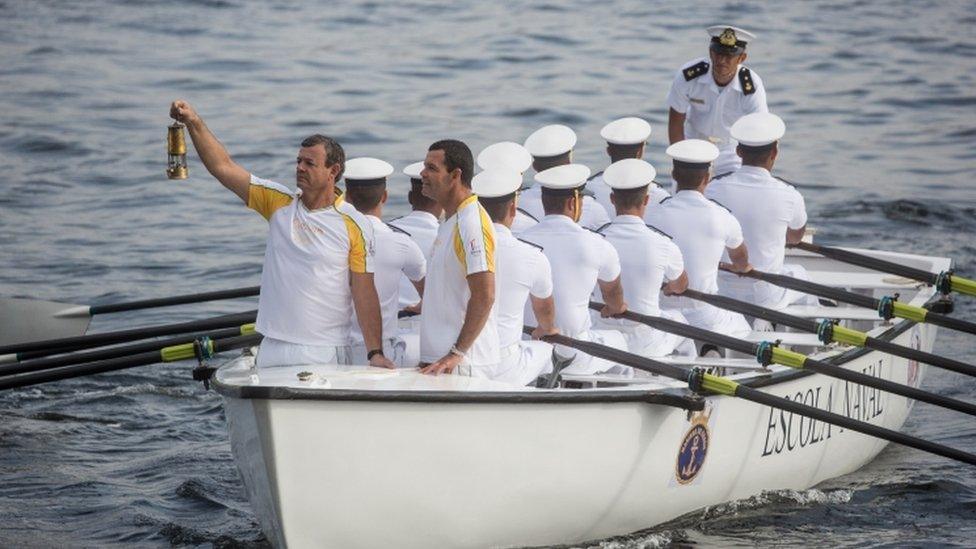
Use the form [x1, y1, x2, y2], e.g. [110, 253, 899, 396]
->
[588, 302, 976, 418]
[723, 267, 976, 336]
[0, 310, 257, 363]
[792, 241, 976, 297]
[0, 286, 259, 347]
[0, 333, 262, 392]
[527, 326, 976, 466]
[0, 324, 255, 377]
[679, 288, 976, 378]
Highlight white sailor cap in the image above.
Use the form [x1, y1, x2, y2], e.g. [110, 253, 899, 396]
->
[534, 163, 591, 193]
[603, 158, 657, 190]
[477, 141, 533, 173]
[344, 157, 394, 186]
[402, 161, 424, 181]
[473, 168, 522, 200]
[665, 139, 720, 169]
[523, 124, 577, 158]
[730, 112, 785, 147]
[600, 117, 652, 145]
[707, 25, 756, 54]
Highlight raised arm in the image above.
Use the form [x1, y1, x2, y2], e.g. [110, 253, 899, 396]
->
[170, 100, 251, 203]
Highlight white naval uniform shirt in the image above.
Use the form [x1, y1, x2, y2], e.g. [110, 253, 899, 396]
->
[707, 166, 808, 305]
[518, 185, 611, 231]
[511, 207, 539, 234]
[666, 57, 768, 176]
[388, 211, 439, 307]
[493, 223, 553, 347]
[588, 172, 671, 218]
[420, 195, 500, 368]
[247, 175, 374, 345]
[645, 190, 743, 309]
[349, 216, 426, 348]
[598, 215, 684, 317]
[519, 214, 621, 337]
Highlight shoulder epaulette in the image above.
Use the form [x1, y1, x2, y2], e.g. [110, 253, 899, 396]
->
[738, 67, 756, 95]
[516, 237, 544, 251]
[386, 222, 411, 236]
[581, 188, 595, 198]
[387, 215, 404, 222]
[586, 170, 604, 182]
[711, 171, 733, 181]
[658, 196, 672, 205]
[773, 176, 797, 189]
[645, 224, 673, 239]
[683, 61, 709, 81]
[516, 207, 538, 222]
[584, 227, 607, 237]
[594, 222, 612, 234]
[708, 198, 732, 212]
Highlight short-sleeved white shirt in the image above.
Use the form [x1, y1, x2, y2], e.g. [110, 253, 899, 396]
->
[388, 211, 440, 307]
[247, 175, 375, 345]
[588, 172, 670, 218]
[420, 195, 500, 366]
[645, 190, 743, 308]
[666, 57, 768, 176]
[520, 214, 621, 337]
[706, 166, 806, 274]
[493, 223, 553, 347]
[598, 215, 684, 317]
[350, 216, 426, 346]
[518, 184, 611, 231]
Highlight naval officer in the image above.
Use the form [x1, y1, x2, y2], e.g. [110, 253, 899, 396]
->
[418, 140, 500, 377]
[343, 158, 427, 367]
[519, 164, 629, 375]
[518, 124, 611, 230]
[477, 141, 539, 233]
[707, 112, 813, 309]
[588, 117, 670, 217]
[595, 159, 697, 358]
[389, 161, 442, 309]
[473, 168, 560, 385]
[645, 139, 752, 343]
[666, 25, 768, 177]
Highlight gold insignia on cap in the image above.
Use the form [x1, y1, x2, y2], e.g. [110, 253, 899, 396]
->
[719, 28, 737, 47]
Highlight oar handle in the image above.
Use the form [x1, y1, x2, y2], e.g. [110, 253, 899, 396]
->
[89, 286, 260, 315]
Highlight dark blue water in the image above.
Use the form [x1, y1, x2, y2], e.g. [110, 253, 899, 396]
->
[1, 0, 974, 546]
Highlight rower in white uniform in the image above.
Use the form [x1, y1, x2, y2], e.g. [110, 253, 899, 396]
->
[473, 168, 559, 385]
[519, 124, 611, 230]
[645, 139, 753, 346]
[388, 161, 442, 309]
[595, 158, 697, 358]
[667, 25, 768, 177]
[476, 141, 538, 234]
[343, 158, 427, 367]
[588, 117, 670, 216]
[519, 164, 629, 375]
[707, 112, 814, 310]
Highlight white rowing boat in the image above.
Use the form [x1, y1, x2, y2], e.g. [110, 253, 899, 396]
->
[212, 246, 950, 548]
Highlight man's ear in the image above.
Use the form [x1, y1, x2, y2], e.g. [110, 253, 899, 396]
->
[738, 52, 748, 64]
[381, 189, 388, 204]
[330, 162, 342, 180]
[642, 193, 649, 207]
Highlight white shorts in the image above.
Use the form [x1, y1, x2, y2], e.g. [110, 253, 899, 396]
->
[349, 337, 409, 367]
[556, 329, 629, 376]
[600, 308, 697, 358]
[489, 340, 554, 386]
[255, 337, 351, 368]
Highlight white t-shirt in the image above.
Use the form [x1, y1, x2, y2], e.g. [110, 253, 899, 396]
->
[388, 210, 440, 307]
[645, 190, 743, 309]
[518, 184, 611, 231]
[598, 215, 684, 317]
[666, 57, 768, 176]
[420, 195, 500, 367]
[588, 172, 670, 219]
[350, 216, 426, 346]
[519, 214, 621, 337]
[493, 223, 553, 347]
[247, 175, 374, 345]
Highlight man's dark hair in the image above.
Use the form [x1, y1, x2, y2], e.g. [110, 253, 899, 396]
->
[478, 195, 515, 223]
[301, 134, 345, 179]
[737, 142, 777, 166]
[610, 187, 647, 211]
[672, 166, 710, 191]
[607, 143, 644, 163]
[532, 152, 571, 174]
[345, 184, 385, 213]
[429, 139, 473, 187]
[541, 191, 574, 215]
[408, 179, 440, 214]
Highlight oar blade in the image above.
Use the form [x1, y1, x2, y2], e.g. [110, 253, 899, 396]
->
[0, 298, 91, 347]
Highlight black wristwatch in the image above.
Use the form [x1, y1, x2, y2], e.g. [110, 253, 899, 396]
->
[367, 349, 385, 361]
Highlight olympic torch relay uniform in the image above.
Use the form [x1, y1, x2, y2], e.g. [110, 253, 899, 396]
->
[349, 216, 426, 366]
[420, 195, 500, 374]
[246, 175, 375, 367]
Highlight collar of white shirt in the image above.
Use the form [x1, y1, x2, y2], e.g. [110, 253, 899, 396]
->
[612, 214, 645, 225]
[540, 214, 583, 231]
[731, 165, 773, 182]
[406, 211, 439, 225]
[706, 64, 744, 94]
[493, 222, 514, 239]
[673, 189, 711, 204]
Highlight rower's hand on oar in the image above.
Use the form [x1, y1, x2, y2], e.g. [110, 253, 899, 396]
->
[170, 100, 200, 125]
[420, 353, 462, 376]
[719, 261, 753, 274]
[369, 353, 397, 369]
[531, 324, 559, 340]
